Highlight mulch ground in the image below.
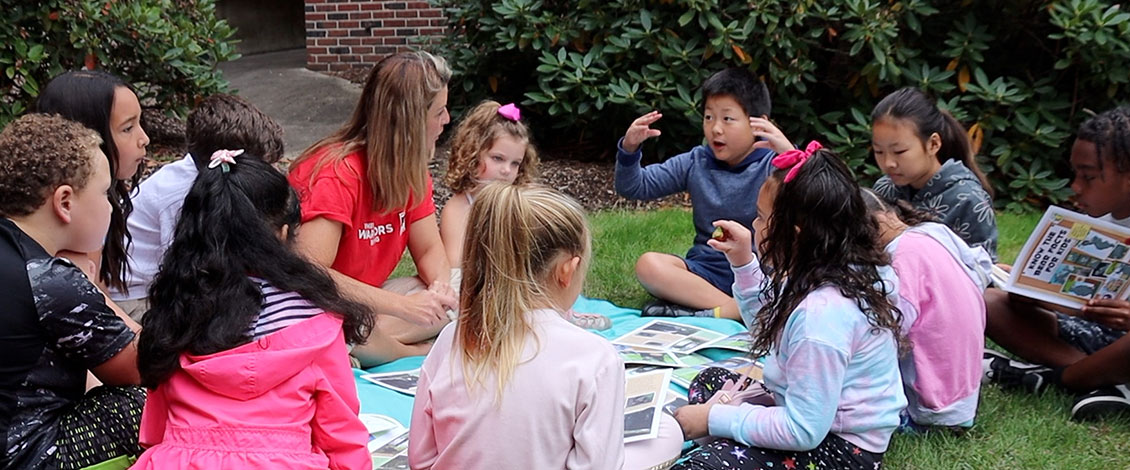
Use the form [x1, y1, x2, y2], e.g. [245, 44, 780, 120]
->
[142, 108, 689, 212]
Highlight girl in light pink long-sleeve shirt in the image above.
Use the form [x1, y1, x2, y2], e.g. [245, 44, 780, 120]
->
[409, 184, 625, 470]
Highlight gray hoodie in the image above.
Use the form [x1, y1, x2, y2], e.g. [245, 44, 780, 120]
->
[874, 159, 998, 261]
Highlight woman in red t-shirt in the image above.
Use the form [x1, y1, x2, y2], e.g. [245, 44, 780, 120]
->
[289, 51, 455, 367]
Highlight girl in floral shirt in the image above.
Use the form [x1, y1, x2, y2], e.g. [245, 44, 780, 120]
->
[871, 87, 998, 260]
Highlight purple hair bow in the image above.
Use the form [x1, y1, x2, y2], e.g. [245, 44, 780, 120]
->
[498, 103, 521, 121]
[771, 141, 823, 183]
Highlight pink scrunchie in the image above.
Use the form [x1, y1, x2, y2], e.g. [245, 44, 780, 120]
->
[771, 141, 823, 183]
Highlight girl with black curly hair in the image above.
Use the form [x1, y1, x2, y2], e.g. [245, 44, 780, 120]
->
[673, 142, 906, 470]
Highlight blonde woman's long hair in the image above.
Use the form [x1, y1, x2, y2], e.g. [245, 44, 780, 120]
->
[457, 183, 591, 398]
[295, 51, 451, 213]
[444, 100, 539, 194]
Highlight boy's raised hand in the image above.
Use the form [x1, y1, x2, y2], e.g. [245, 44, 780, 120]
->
[749, 117, 795, 154]
[622, 111, 663, 154]
[707, 220, 754, 267]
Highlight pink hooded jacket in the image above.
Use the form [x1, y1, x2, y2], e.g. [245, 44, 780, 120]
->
[132, 314, 371, 470]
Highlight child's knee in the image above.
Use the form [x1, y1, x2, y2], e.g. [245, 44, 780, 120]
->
[984, 288, 1010, 313]
[635, 252, 676, 282]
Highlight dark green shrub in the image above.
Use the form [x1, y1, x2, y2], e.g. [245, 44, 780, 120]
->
[0, 0, 238, 127]
[433, 0, 1130, 211]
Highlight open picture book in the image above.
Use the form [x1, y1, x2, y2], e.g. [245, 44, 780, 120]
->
[992, 205, 1130, 310]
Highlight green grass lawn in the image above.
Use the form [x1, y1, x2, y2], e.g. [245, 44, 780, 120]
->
[587, 208, 1130, 469]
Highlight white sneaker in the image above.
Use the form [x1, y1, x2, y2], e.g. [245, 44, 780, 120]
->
[568, 311, 612, 331]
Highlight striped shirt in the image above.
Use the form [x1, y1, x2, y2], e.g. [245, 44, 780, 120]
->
[246, 277, 323, 340]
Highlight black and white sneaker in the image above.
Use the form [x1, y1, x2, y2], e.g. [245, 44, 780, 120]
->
[1071, 384, 1130, 421]
[982, 349, 1054, 393]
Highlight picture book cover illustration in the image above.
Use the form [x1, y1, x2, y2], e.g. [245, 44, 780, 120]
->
[993, 206, 1130, 309]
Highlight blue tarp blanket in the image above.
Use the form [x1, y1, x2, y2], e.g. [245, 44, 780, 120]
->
[354, 296, 749, 427]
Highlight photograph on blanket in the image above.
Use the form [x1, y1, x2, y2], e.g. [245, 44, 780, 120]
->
[613, 320, 728, 353]
[623, 368, 672, 443]
[616, 344, 686, 368]
[360, 414, 408, 453]
[370, 429, 410, 469]
[361, 369, 421, 396]
[672, 355, 763, 389]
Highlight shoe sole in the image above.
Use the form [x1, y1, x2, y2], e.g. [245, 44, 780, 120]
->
[1072, 385, 1130, 421]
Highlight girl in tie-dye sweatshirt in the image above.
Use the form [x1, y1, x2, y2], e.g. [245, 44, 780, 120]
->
[673, 144, 907, 470]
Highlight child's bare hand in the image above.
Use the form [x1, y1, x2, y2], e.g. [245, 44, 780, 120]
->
[673, 403, 711, 440]
[622, 111, 663, 154]
[428, 280, 459, 319]
[1082, 299, 1130, 331]
[749, 117, 795, 154]
[427, 280, 458, 309]
[403, 290, 454, 327]
[707, 220, 754, 267]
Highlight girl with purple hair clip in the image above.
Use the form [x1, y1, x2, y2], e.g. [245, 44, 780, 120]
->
[440, 101, 611, 330]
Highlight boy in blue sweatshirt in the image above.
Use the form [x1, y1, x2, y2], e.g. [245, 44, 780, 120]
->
[615, 68, 777, 320]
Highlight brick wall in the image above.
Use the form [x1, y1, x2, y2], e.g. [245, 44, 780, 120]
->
[304, 0, 444, 72]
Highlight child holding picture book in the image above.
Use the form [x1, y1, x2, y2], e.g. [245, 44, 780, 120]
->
[983, 106, 1130, 421]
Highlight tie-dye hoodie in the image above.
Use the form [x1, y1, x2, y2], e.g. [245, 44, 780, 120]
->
[708, 258, 906, 453]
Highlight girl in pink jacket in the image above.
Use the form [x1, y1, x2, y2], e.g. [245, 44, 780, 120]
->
[133, 151, 375, 469]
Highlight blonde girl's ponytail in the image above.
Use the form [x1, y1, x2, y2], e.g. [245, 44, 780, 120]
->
[456, 183, 590, 400]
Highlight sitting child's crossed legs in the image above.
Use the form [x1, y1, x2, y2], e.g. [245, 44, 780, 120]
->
[635, 252, 740, 320]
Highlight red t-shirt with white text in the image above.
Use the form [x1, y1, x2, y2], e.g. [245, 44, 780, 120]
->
[288, 147, 435, 287]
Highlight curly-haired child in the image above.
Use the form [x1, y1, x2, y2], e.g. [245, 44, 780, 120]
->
[984, 106, 1130, 421]
[440, 100, 539, 266]
[0, 114, 145, 470]
[439, 101, 612, 330]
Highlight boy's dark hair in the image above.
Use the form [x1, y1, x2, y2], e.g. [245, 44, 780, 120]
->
[0, 114, 102, 217]
[753, 149, 904, 356]
[187, 94, 284, 171]
[1078, 106, 1130, 173]
[139, 154, 372, 388]
[701, 68, 771, 118]
[871, 87, 993, 197]
[36, 70, 137, 291]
